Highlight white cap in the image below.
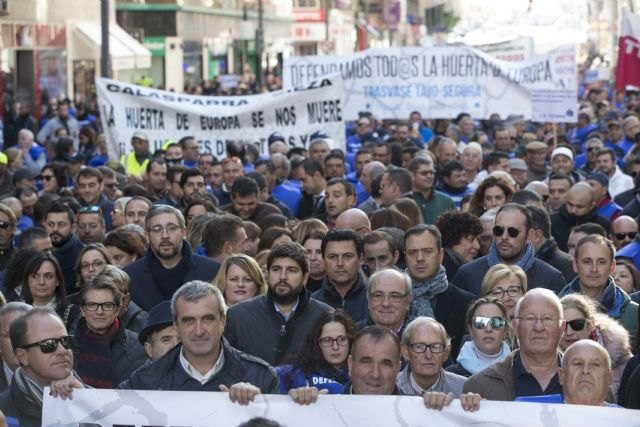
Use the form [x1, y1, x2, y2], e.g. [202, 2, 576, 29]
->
[551, 146, 573, 161]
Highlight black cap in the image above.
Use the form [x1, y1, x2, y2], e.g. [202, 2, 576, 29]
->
[138, 301, 174, 345]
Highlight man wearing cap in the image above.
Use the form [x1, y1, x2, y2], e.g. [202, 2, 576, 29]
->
[525, 141, 550, 182]
[596, 148, 634, 198]
[508, 158, 528, 188]
[575, 137, 604, 175]
[120, 131, 153, 177]
[550, 146, 583, 184]
[586, 171, 622, 222]
[139, 301, 180, 362]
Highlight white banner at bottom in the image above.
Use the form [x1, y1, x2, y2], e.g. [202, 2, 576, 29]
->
[42, 389, 639, 426]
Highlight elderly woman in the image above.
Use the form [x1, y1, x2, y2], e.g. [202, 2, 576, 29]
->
[436, 210, 483, 281]
[480, 264, 527, 319]
[212, 254, 267, 306]
[71, 274, 146, 388]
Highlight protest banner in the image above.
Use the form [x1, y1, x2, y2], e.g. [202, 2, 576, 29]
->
[283, 45, 577, 122]
[472, 36, 534, 62]
[43, 389, 640, 427]
[615, 8, 640, 91]
[96, 75, 345, 161]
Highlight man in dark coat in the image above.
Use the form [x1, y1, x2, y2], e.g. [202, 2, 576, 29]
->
[124, 205, 219, 311]
[45, 202, 85, 294]
[225, 242, 332, 366]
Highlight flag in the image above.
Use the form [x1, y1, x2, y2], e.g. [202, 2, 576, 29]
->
[615, 8, 640, 91]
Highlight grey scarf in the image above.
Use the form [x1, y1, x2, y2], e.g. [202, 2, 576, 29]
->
[12, 367, 44, 409]
[407, 265, 449, 320]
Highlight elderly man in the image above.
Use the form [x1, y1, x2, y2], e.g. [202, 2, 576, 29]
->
[559, 235, 638, 348]
[463, 289, 565, 400]
[358, 269, 412, 335]
[0, 303, 32, 391]
[397, 317, 467, 396]
[610, 215, 639, 250]
[138, 301, 179, 362]
[559, 340, 614, 406]
[335, 208, 371, 238]
[120, 281, 278, 401]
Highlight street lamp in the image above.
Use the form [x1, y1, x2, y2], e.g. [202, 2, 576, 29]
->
[255, 0, 264, 91]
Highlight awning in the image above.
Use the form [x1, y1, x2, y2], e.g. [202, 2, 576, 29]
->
[72, 21, 151, 71]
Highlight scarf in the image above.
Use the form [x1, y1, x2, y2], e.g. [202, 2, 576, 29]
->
[487, 241, 536, 272]
[536, 238, 558, 259]
[408, 265, 449, 320]
[76, 317, 119, 388]
[456, 340, 512, 375]
[561, 276, 627, 318]
[148, 240, 194, 300]
[11, 367, 44, 411]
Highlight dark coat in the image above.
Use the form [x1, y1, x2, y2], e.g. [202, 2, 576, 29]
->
[124, 244, 220, 311]
[296, 191, 326, 220]
[452, 256, 566, 297]
[536, 239, 577, 283]
[224, 289, 332, 366]
[118, 339, 279, 393]
[80, 193, 114, 231]
[550, 205, 611, 252]
[311, 273, 369, 324]
[121, 300, 148, 333]
[52, 235, 85, 295]
[0, 374, 41, 427]
[442, 249, 466, 282]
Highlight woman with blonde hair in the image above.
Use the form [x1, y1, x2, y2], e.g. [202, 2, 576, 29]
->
[391, 198, 424, 228]
[292, 218, 329, 244]
[480, 264, 527, 319]
[212, 254, 267, 306]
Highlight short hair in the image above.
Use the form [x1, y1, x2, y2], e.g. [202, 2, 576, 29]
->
[10, 307, 62, 350]
[81, 275, 124, 307]
[0, 302, 32, 327]
[324, 152, 345, 165]
[326, 178, 355, 198]
[97, 166, 116, 180]
[595, 147, 616, 162]
[384, 169, 412, 193]
[401, 317, 450, 347]
[125, 196, 152, 213]
[548, 174, 575, 187]
[484, 151, 510, 170]
[179, 168, 205, 188]
[45, 200, 75, 224]
[571, 222, 607, 237]
[368, 269, 412, 295]
[481, 263, 528, 296]
[512, 189, 543, 206]
[560, 339, 612, 369]
[321, 228, 363, 258]
[203, 214, 244, 257]
[301, 158, 324, 178]
[146, 158, 167, 173]
[496, 203, 533, 231]
[266, 241, 309, 275]
[178, 136, 196, 149]
[574, 234, 616, 261]
[185, 198, 217, 219]
[103, 228, 147, 259]
[95, 265, 132, 295]
[144, 205, 185, 231]
[167, 165, 187, 184]
[76, 167, 103, 183]
[231, 176, 260, 197]
[440, 159, 464, 177]
[246, 171, 267, 191]
[407, 156, 433, 173]
[257, 227, 292, 253]
[514, 288, 563, 319]
[171, 280, 227, 321]
[435, 210, 482, 248]
[271, 154, 291, 176]
[363, 231, 396, 254]
[352, 325, 401, 359]
[404, 224, 442, 251]
[527, 205, 551, 238]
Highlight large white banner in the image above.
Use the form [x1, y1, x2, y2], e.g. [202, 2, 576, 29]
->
[96, 76, 346, 160]
[283, 45, 577, 122]
[43, 389, 639, 426]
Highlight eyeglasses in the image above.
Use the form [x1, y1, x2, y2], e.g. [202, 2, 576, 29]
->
[493, 226, 520, 238]
[586, 146, 602, 152]
[19, 336, 73, 353]
[487, 286, 523, 298]
[614, 232, 637, 240]
[148, 224, 182, 234]
[318, 335, 349, 347]
[408, 343, 445, 354]
[81, 260, 106, 271]
[83, 302, 118, 311]
[0, 221, 13, 230]
[40, 175, 55, 181]
[516, 316, 560, 327]
[566, 319, 587, 331]
[369, 291, 408, 304]
[472, 316, 506, 330]
[79, 205, 101, 214]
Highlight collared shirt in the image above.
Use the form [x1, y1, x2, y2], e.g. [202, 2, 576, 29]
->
[3, 360, 13, 385]
[179, 346, 225, 385]
[274, 299, 300, 322]
[513, 351, 562, 398]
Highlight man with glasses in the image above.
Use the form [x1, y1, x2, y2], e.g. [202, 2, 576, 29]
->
[0, 308, 85, 425]
[76, 167, 114, 231]
[76, 205, 106, 245]
[610, 215, 639, 250]
[45, 202, 85, 294]
[463, 288, 565, 401]
[224, 242, 331, 366]
[453, 204, 566, 297]
[575, 137, 604, 175]
[397, 317, 466, 396]
[124, 205, 220, 311]
[358, 269, 412, 336]
[409, 157, 454, 225]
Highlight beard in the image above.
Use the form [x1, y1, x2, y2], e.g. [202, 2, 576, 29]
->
[155, 240, 181, 260]
[268, 282, 302, 306]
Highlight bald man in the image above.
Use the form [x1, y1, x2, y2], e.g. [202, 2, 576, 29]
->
[335, 208, 372, 238]
[559, 340, 614, 406]
[610, 215, 639, 250]
[550, 182, 611, 252]
[525, 181, 549, 203]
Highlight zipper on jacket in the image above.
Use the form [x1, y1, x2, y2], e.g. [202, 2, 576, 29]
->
[279, 323, 286, 336]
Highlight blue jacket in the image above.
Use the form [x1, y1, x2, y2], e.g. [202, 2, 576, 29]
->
[276, 364, 348, 394]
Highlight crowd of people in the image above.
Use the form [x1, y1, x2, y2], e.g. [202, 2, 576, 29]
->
[0, 84, 638, 425]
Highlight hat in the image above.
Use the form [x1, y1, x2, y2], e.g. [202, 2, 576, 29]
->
[526, 141, 548, 151]
[132, 131, 149, 141]
[605, 111, 621, 122]
[587, 171, 609, 187]
[508, 158, 527, 171]
[551, 146, 573, 161]
[138, 301, 174, 345]
[310, 130, 329, 142]
[13, 168, 37, 184]
[268, 132, 286, 145]
[0, 152, 7, 165]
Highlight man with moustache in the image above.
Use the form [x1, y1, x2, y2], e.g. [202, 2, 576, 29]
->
[224, 242, 332, 366]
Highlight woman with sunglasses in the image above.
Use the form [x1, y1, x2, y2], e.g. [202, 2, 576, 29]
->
[212, 254, 267, 307]
[277, 310, 357, 395]
[480, 264, 527, 319]
[21, 252, 81, 329]
[446, 298, 512, 377]
[39, 163, 71, 196]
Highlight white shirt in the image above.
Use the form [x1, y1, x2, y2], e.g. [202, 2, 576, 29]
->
[179, 346, 225, 385]
[609, 166, 634, 199]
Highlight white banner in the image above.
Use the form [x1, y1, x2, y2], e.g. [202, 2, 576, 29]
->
[283, 45, 577, 122]
[472, 37, 534, 62]
[43, 389, 639, 426]
[96, 76, 346, 160]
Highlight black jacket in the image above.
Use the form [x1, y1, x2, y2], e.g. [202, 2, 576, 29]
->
[118, 339, 279, 393]
[536, 239, 577, 283]
[80, 193, 114, 231]
[550, 205, 611, 252]
[52, 235, 86, 294]
[442, 248, 466, 282]
[224, 289, 332, 366]
[0, 374, 41, 427]
[297, 191, 326, 220]
[121, 300, 148, 333]
[124, 243, 220, 311]
[311, 273, 368, 324]
[452, 256, 566, 297]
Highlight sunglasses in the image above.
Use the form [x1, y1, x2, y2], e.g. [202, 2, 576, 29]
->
[79, 205, 101, 214]
[19, 336, 73, 353]
[0, 221, 12, 229]
[566, 319, 586, 331]
[586, 146, 601, 152]
[40, 175, 55, 181]
[493, 226, 520, 238]
[472, 316, 506, 330]
[614, 232, 637, 240]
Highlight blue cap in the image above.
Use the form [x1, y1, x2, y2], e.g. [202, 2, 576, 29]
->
[268, 132, 285, 145]
[586, 171, 609, 187]
[310, 130, 329, 142]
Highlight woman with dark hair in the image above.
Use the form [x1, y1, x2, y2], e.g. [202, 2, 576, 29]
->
[103, 228, 147, 269]
[391, 198, 424, 228]
[257, 227, 293, 253]
[614, 258, 640, 303]
[277, 309, 357, 394]
[78, 126, 97, 159]
[468, 176, 515, 217]
[436, 210, 483, 281]
[185, 198, 217, 225]
[370, 207, 411, 231]
[39, 163, 70, 196]
[1, 249, 39, 302]
[74, 243, 114, 292]
[21, 252, 81, 328]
